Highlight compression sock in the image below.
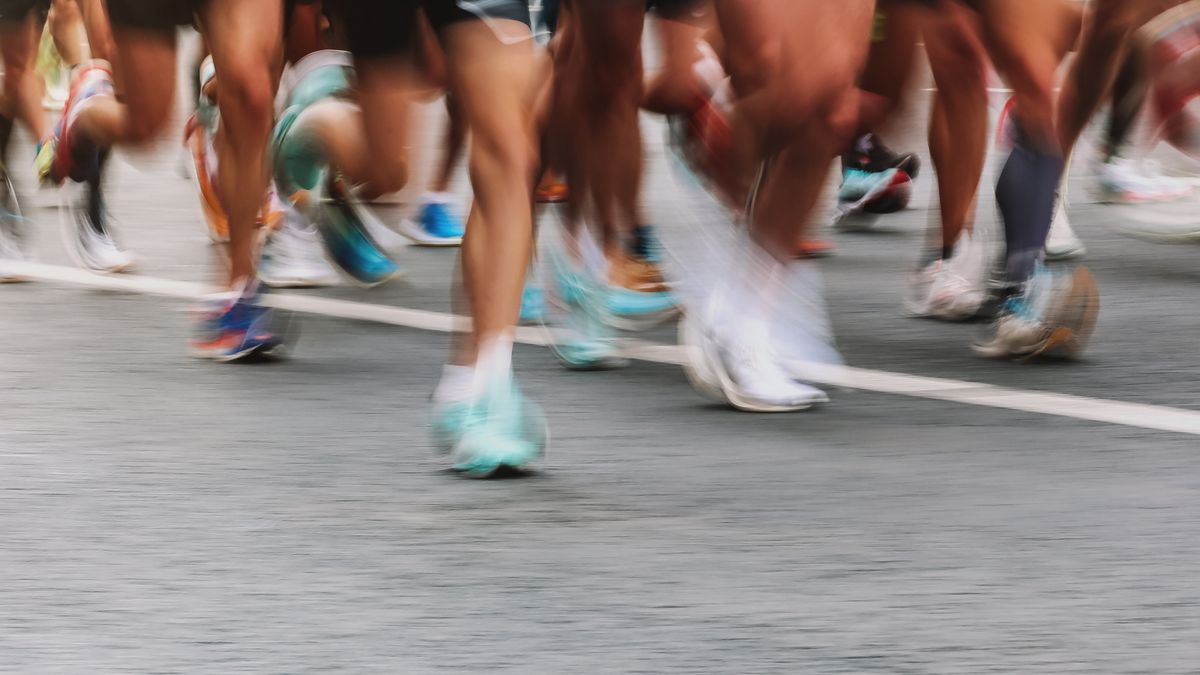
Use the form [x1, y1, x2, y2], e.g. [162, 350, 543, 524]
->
[995, 119, 1063, 286]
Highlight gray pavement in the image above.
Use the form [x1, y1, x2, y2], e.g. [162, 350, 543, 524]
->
[3, 57, 1200, 673]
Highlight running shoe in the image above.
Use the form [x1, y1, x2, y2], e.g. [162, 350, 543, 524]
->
[46, 62, 113, 186]
[432, 377, 547, 478]
[1044, 197, 1086, 261]
[844, 133, 921, 181]
[972, 265, 1099, 360]
[191, 288, 289, 362]
[606, 250, 679, 330]
[681, 305, 828, 413]
[1094, 156, 1193, 204]
[904, 258, 984, 321]
[518, 283, 547, 324]
[836, 166, 909, 211]
[398, 193, 464, 246]
[63, 176, 135, 274]
[545, 253, 628, 370]
[259, 207, 341, 288]
[0, 162, 29, 283]
[296, 173, 401, 287]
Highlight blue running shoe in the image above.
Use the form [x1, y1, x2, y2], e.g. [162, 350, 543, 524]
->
[191, 289, 288, 362]
[309, 175, 401, 287]
[399, 194, 464, 246]
[547, 256, 628, 370]
[519, 283, 546, 324]
[432, 378, 547, 478]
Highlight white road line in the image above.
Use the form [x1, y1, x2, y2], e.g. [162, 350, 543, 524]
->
[8, 260, 1200, 437]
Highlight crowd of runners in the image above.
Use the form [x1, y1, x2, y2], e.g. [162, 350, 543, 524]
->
[1, 0, 1199, 476]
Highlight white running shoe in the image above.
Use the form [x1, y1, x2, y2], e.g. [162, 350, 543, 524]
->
[1045, 198, 1086, 261]
[905, 259, 985, 321]
[904, 231, 986, 320]
[0, 165, 29, 282]
[684, 305, 828, 412]
[260, 211, 341, 288]
[1094, 156, 1192, 204]
[63, 182, 135, 274]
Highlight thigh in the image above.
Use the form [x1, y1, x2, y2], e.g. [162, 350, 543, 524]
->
[976, 0, 1062, 104]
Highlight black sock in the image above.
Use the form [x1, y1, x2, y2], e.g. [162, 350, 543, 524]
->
[1104, 52, 1147, 160]
[995, 118, 1063, 285]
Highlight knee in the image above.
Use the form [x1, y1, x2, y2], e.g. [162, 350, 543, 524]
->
[212, 64, 275, 135]
[472, 122, 536, 183]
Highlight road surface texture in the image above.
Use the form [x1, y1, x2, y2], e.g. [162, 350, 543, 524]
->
[2, 37, 1199, 674]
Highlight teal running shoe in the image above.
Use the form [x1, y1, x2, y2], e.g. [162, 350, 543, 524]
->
[432, 379, 547, 478]
[837, 166, 901, 205]
[606, 284, 679, 331]
[546, 255, 628, 370]
[519, 283, 546, 324]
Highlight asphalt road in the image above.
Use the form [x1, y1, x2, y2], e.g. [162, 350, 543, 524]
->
[2, 47, 1200, 674]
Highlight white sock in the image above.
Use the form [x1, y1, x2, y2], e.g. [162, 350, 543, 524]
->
[471, 333, 515, 399]
[433, 364, 475, 404]
[712, 236, 784, 342]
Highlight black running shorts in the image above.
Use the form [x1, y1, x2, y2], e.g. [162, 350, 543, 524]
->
[342, 0, 531, 60]
[0, 0, 48, 23]
[646, 0, 704, 21]
[106, 0, 201, 31]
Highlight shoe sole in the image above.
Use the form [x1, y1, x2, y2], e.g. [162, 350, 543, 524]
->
[606, 303, 682, 332]
[1044, 244, 1087, 262]
[397, 219, 462, 247]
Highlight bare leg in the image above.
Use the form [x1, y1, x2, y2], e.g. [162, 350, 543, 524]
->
[442, 18, 537, 360]
[75, 0, 113, 62]
[0, 13, 49, 141]
[199, 0, 282, 286]
[551, 0, 644, 249]
[923, 0, 988, 252]
[1055, 0, 1173, 156]
[642, 5, 712, 115]
[49, 0, 86, 67]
